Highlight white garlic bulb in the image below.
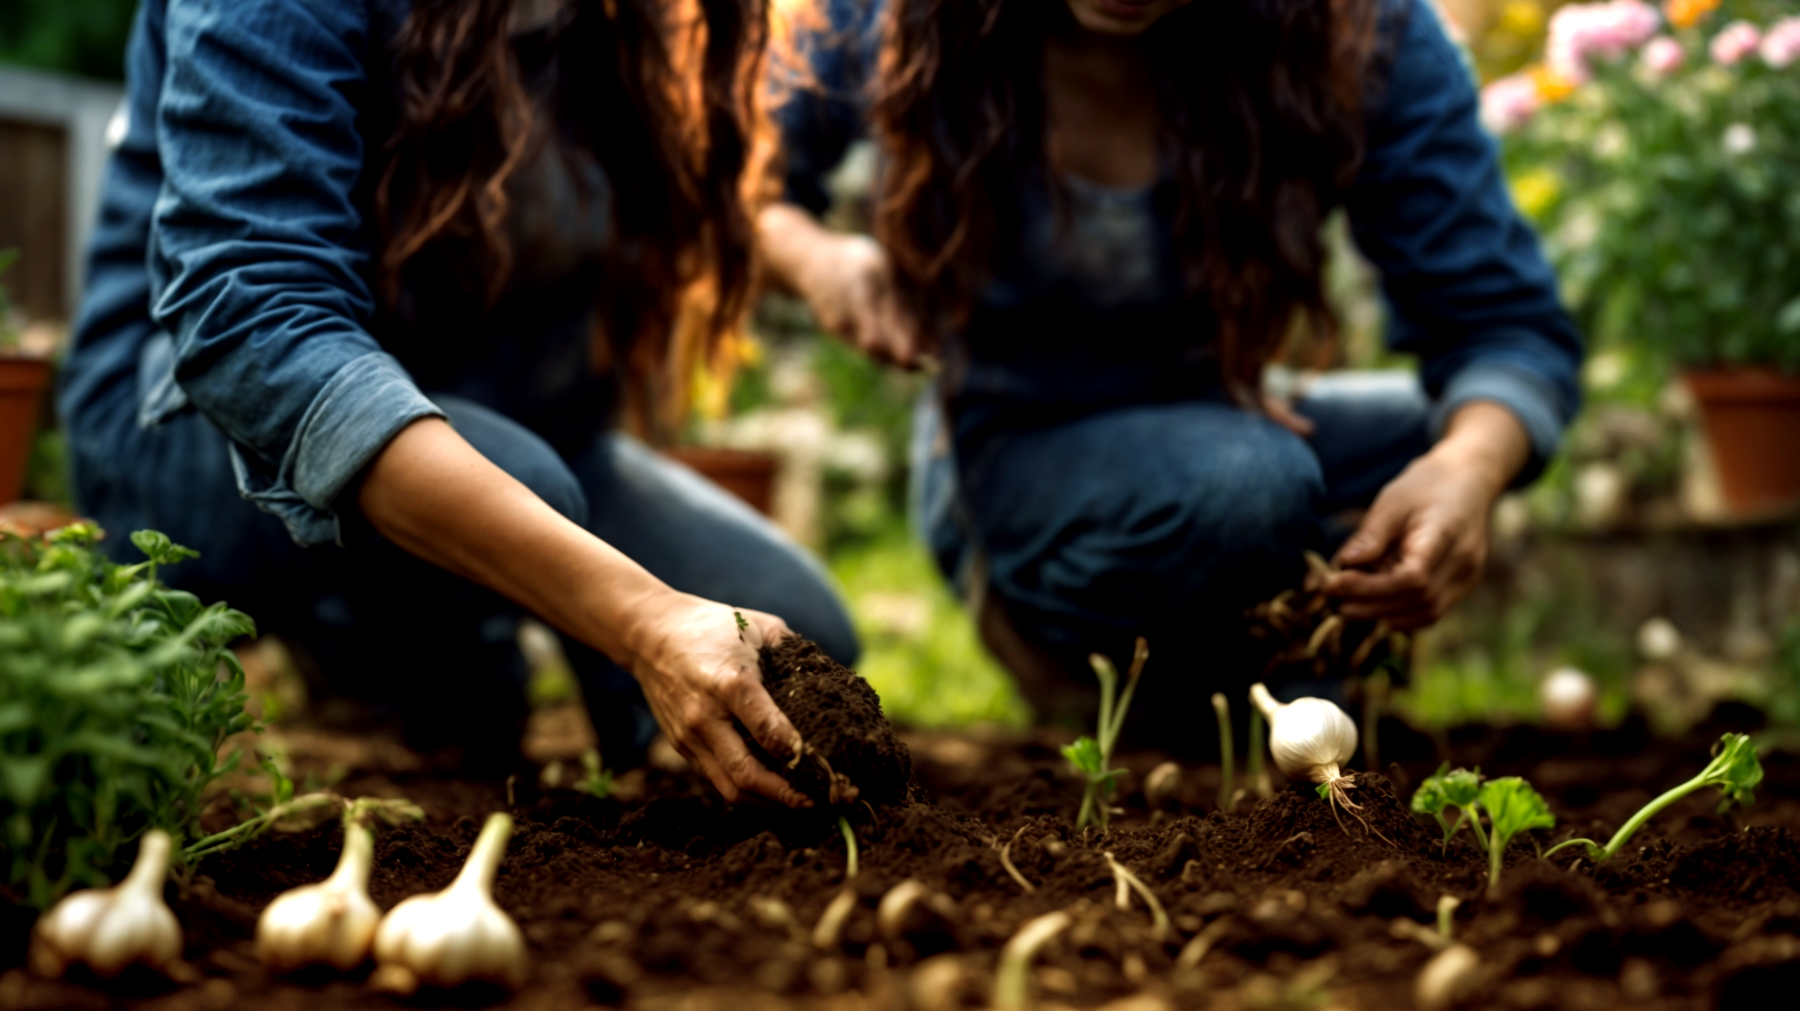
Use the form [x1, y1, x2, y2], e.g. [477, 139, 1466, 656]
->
[30, 829, 182, 978]
[256, 821, 380, 972]
[1249, 683, 1357, 784]
[373, 812, 528, 990]
[1539, 666, 1597, 730]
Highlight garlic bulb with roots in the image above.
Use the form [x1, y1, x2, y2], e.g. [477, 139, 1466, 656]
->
[256, 820, 381, 972]
[29, 829, 182, 978]
[373, 812, 528, 990]
[1250, 683, 1381, 838]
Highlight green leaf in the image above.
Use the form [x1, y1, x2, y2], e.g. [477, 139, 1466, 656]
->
[129, 530, 200, 567]
[1702, 733, 1763, 810]
[0, 756, 50, 807]
[1440, 767, 1483, 808]
[1061, 736, 1103, 775]
[1478, 777, 1555, 843]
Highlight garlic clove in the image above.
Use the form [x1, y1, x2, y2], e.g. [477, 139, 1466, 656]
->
[31, 829, 182, 979]
[1540, 666, 1598, 731]
[1249, 683, 1358, 784]
[256, 821, 381, 972]
[373, 812, 528, 989]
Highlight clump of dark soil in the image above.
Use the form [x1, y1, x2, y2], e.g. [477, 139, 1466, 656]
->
[756, 636, 912, 807]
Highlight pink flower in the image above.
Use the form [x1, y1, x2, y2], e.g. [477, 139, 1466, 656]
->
[1548, 0, 1664, 82]
[1641, 35, 1685, 76]
[1760, 17, 1800, 68]
[1710, 21, 1762, 65]
[1481, 73, 1542, 134]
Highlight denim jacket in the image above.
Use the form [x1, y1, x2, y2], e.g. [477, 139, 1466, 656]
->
[779, 0, 1584, 482]
[62, 0, 614, 547]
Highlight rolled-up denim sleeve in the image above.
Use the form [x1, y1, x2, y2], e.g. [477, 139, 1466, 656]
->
[776, 0, 884, 215]
[147, 0, 443, 546]
[1346, 0, 1583, 486]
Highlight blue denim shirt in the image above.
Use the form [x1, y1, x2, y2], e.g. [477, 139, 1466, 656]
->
[779, 0, 1584, 483]
[62, 0, 614, 547]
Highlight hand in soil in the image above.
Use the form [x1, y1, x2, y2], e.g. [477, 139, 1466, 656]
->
[1325, 402, 1527, 629]
[624, 594, 810, 808]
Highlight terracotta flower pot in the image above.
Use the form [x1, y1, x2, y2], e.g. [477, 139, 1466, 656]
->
[0, 356, 52, 507]
[664, 446, 780, 517]
[1683, 368, 1800, 519]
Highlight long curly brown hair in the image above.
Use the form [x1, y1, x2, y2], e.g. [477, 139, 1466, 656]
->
[874, 0, 1379, 399]
[374, 0, 770, 429]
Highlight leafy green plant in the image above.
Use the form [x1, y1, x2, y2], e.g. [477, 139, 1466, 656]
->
[1478, 778, 1555, 896]
[576, 748, 615, 799]
[0, 526, 257, 907]
[0, 249, 18, 350]
[1061, 638, 1148, 832]
[1411, 764, 1489, 853]
[1547, 732, 1762, 863]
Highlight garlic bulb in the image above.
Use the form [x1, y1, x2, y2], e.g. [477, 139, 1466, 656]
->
[373, 812, 528, 990]
[30, 829, 181, 978]
[1539, 666, 1597, 730]
[1248, 683, 1357, 784]
[256, 821, 380, 972]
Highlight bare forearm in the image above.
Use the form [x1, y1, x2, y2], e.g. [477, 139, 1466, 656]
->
[757, 202, 837, 295]
[1430, 401, 1532, 500]
[356, 418, 667, 662]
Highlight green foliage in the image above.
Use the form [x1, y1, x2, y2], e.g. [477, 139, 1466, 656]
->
[1479, 776, 1555, 894]
[1550, 732, 1764, 864]
[1496, 11, 1800, 371]
[1064, 643, 1147, 832]
[0, 0, 138, 80]
[577, 749, 614, 800]
[0, 526, 257, 907]
[0, 249, 16, 350]
[1412, 764, 1488, 852]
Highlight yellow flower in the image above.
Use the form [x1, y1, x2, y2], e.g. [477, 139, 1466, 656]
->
[1509, 169, 1561, 220]
[1663, 0, 1719, 30]
[1529, 65, 1577, 103]
[1497, 0, 1545, 36]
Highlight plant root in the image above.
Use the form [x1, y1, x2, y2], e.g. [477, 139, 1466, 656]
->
[1324, 776, 1395, 848]
[1258, 831, 1315, 869]
[998, 826, 1036, 894]
[1104, 852, 1170, 942]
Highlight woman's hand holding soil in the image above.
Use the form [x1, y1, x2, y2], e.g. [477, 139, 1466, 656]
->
[357, 418, 807, 807]
[1325, 402, 1530, 630]
[759, 204, 929, 369]
[620, 597, 812, 809]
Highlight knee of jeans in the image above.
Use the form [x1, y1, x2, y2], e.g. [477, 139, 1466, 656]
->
[436, 397, 589, 526]
[1189, 427, 1324, 558]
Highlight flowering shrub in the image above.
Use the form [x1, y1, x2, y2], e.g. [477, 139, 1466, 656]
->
[1484, 0, 1800, 372]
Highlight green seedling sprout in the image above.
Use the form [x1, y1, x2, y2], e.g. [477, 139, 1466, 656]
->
[733, 610, 749, 640]
[1411, 765, 1489, 854]
[577, 749, 615, 799]
[1061, 637, 1149, 832]
[838, 816, 859, 878]
[1212, 692, 1235, 812]
[1546, 732, 1763, 864]
[1247, 706, 1270, 799]
[1477, 777, 1554, 897]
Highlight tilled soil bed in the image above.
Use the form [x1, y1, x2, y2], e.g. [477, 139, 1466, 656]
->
[2, 699, 1796, 1011]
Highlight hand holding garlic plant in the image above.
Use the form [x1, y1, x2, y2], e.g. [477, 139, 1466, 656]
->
[30, 830, 182, 979]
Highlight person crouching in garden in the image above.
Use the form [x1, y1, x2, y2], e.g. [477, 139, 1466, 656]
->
[760, 0, 1582, 742]
[60, 0, 852, 801]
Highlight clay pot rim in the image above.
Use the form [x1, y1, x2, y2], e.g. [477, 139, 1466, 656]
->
[1681, 366, 1800, 402]
[0, 354, 51, 393]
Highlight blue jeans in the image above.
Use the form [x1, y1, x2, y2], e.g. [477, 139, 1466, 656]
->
[70, 395, 858, 769]
[912, 371, 1432, 731]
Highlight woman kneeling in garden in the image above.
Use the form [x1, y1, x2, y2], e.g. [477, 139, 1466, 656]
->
[761, 0, 1583, 737]
[61, 0, 847, 802]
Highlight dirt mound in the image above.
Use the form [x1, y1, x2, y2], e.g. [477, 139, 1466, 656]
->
[757, 637, 912, 807]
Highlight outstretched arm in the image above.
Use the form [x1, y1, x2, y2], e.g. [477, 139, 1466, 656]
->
[360, 418, 811, 807]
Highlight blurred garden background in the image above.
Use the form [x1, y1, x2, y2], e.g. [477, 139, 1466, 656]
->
[2, 0, 1798, 743]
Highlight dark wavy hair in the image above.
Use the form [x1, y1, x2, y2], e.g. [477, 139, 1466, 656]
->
[374, 0, 770, 428]
[874, 0, 1379, 398]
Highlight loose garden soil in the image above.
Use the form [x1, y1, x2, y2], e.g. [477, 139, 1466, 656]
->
[1, 651, 1795, 1010]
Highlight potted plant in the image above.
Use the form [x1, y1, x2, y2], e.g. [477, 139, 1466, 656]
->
[1485, 0, 1800, 518]
[0, 250, 54, 507]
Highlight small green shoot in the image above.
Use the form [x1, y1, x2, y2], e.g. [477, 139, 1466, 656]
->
[1212, 692, 1235, 813]
[1411, 764, 1488, 854]
[1061, 637, 1148, 832]
[1478, 777, 1554, 896]
[734, 610, 749, 640]
[1546, 732, 1764, 864]
[1436, 895, 1460, 941]
[838, 816, 859, 878]
[577, 749, 615, 799]
[1247, 705, 1269, 799]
